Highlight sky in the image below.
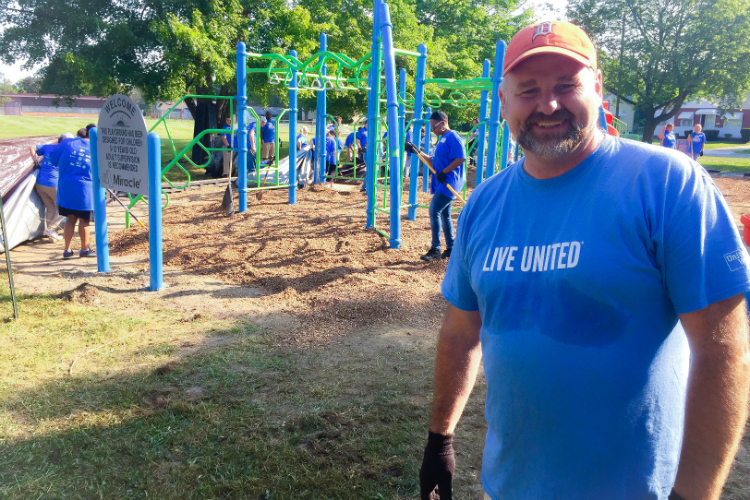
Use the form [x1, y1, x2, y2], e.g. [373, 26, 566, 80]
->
[0, 0, 570, 85]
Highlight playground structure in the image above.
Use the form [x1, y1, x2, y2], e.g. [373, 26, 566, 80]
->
[90, 0, 623, 289]
[113, 0, 518, 250]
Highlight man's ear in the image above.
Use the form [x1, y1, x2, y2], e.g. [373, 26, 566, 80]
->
[498, 86, 507, 121]
[594, 69, 603, 99]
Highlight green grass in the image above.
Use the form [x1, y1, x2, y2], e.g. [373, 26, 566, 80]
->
[0, 116, 298, 187]
[699, 156, 750, 173]
[0, 288, 445, 499]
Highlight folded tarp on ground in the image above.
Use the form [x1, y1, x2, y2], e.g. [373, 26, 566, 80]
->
[0, 136, 56, 252]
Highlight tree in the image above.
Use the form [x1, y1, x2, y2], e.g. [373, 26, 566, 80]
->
[568, 0, 750, 142]
[16, 75, 41, 94]
[0, 0, 532, 130]
[0, 76, 16, 103]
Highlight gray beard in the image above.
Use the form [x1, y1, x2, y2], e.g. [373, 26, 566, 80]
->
[516, 119, 593, 159]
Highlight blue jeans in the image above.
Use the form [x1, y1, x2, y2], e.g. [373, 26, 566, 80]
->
[429, 190, 454, 250]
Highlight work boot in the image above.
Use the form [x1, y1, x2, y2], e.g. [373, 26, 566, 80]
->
[420, 247, 442, 261]
[441, 248, 452, 259]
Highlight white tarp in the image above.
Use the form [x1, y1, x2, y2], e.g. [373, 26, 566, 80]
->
[0, 170, 45, 252]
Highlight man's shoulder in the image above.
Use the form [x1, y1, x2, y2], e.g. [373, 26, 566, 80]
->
[607, 136, 698, 175]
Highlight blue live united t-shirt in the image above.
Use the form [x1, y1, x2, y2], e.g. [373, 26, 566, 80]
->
[261, 121, 275, 143]
[430, 130, 466, 199]
[442, 136, 750, 500]
[56, 138, 93, 211]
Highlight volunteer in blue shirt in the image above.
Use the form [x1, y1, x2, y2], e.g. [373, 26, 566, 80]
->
[659, 122, 676, 149]
[247, 119, 257, 174]
[690, 123, 707, 160]
[261, 112, 276, 162]
[56, 128, 95, 259]
[220, 116, 236, 177]
[297, 126, 309, 150]
[411, 110, 466, 262]
[420, 21, 750, 500]
[355, 124, 368, 153]
[324, 130, 341, 188]
[33, 132, 74, 242]
[344, 131, 355, 162]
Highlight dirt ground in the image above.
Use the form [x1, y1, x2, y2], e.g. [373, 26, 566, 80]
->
[6, 173, 750, 498]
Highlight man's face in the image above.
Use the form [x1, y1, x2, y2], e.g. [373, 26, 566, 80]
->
[430, 119, 447, 135]
[694, 125, 701, 134]
[666, 124, 673, 131]
[499, 54, 602, 160]
[226, 117, 231, 125]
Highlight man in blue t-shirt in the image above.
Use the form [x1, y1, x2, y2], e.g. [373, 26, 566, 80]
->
[260, 112, 276, 162]
[420, 21, 750, 500]
[410, 110, 466, 261]
[690, 124, 707, 160]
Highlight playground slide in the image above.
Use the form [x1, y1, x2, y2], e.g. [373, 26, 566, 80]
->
[0, 137, 55, 252]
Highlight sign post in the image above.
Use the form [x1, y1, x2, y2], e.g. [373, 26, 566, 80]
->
[95, 94, 163, 290]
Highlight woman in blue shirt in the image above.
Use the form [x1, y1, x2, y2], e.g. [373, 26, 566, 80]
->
[411, 110, 466, 261]
[56, 128, 95, 259]
[34, 132, 74, 241]
[658, 122, 676, 149]
[297, 126, 309, 150]
[690, 124, 707, 160]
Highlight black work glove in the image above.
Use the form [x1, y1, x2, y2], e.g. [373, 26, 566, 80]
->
[435, 171, 447, 184]
[419, 432, 455, 500]
[700, 150, 703, 157]
[405, 140, 420, 155]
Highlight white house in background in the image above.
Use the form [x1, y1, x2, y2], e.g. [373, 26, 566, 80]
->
[667, 96, 750, 139]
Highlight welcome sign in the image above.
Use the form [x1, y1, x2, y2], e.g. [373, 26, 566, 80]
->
[97, 94, 149, 196]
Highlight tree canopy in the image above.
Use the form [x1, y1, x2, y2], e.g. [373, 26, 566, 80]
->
[568, 0, 750, 142]
[0, 0, 531, 124]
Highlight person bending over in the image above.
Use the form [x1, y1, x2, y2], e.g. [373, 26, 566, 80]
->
[33, 132, 74, 242]
[56, 128, 95, 259]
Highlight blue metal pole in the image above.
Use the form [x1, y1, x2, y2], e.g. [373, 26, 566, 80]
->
[289, 49, 299, 204]
[365, 0, 382, 228]
[476, 59, 490, 186]
[236, 42, 248, 212]
[379, 2, 401, 249]
[501, 121, 510, 171]
[422, 106, 431, 192]
[408, 44, 427, 221]
[148, 133, 163, 291]
[486, 40, 506, 176]
[90, 127, 109, 273]
[316, 33, 327, 185]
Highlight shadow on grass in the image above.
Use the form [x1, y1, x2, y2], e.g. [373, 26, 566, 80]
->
[0, 294, 475, 500]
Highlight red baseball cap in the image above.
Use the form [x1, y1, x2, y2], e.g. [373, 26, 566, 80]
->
[503, 21, 597, 76]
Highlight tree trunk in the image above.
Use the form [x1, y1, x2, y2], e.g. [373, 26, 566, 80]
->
[189, 85, 218, 169]
[641, 110, 660, 143]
